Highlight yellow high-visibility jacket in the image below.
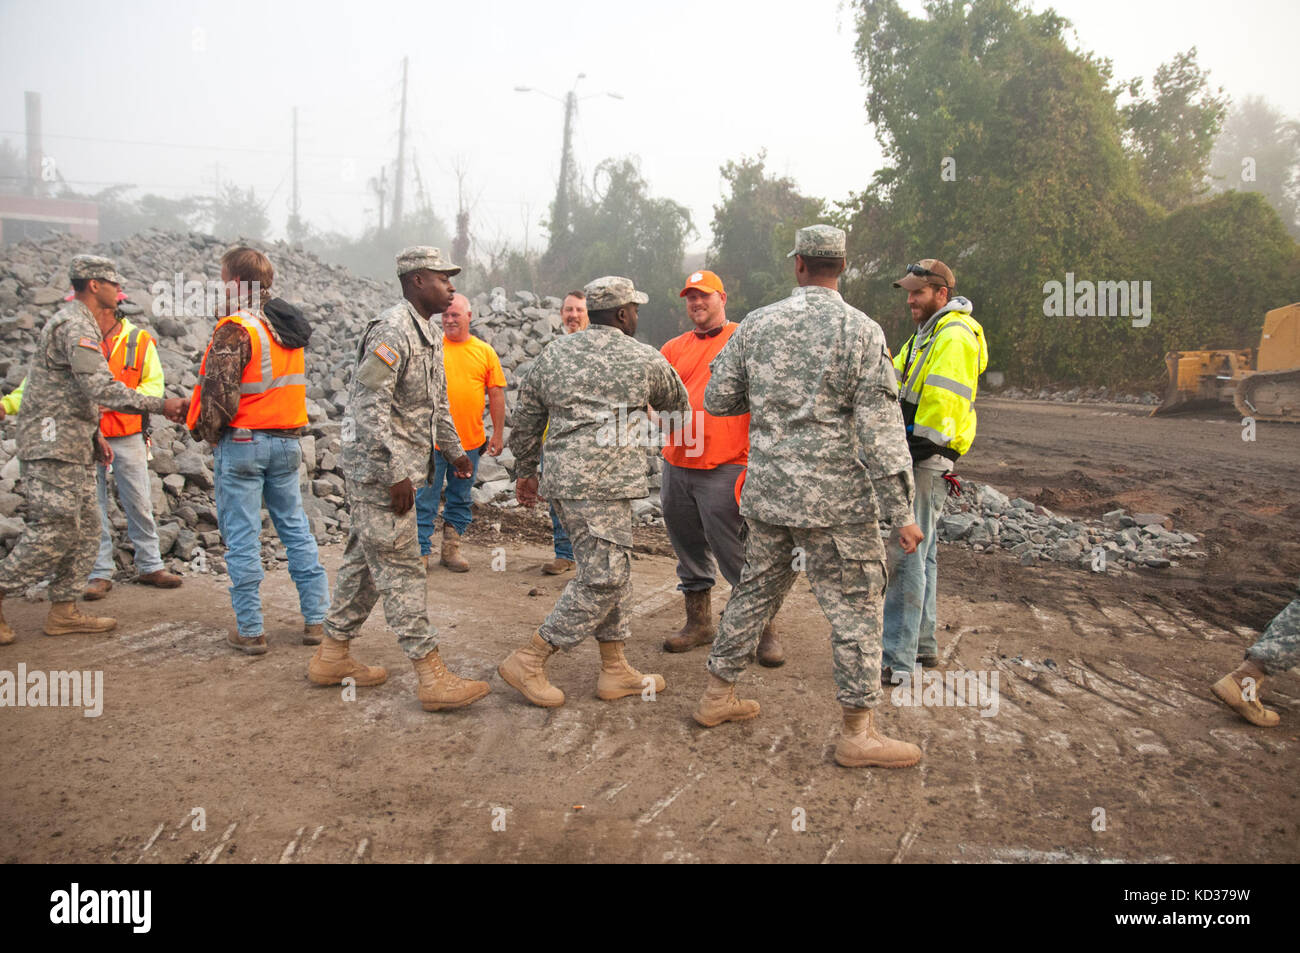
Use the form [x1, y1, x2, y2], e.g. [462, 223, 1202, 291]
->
[892, 297, 987, 463]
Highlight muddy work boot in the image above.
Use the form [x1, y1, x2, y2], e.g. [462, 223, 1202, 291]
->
[498, 631, 565, 707]
[757, 619, 785, 667]
[664, 589, 715, 653]
[83, 578, 112, 601]
[44, 601, 117, 636]
[439, 524, 470, 573]
[596, 640, 665, 700]
[0, 594, 14, 645]
[302, 623, 324, 646]
[1212, 659, 1280, 727]
[834, 706, 922, 768]
[136, 569, 182, 589]
[412, 649, 490, 711]
[308, 635, 388, 687]
[693, 672, 760, 727]
[542, 557, 575, 575]
[227, 632, 268, 655]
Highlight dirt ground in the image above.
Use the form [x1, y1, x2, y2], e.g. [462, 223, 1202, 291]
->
[1, 397, 1296, 864]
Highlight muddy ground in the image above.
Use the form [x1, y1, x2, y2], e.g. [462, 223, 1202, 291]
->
[1, 397, 1296, 863]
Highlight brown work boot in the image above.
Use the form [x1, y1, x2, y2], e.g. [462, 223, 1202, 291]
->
[0, 594, 14, 645]
[227, 632, 268, 655]
[439, 524, 469, 573]
[137, 569, 182, 589]
[757, 619, 785, 667]
[308, 635, 388, 687]
[693, 672, 760, 727]
[596, 640, 666, 700]
[302, 623, 323, 645]
[1212, 659, 1280, 727]
[834, 706, 922, 768]
[413, 649, 490, 711]
[44, 601, 117, 636]
[83, 578, 112, 601]
[498, 631, 565, 707]
[664, 589, 715, 653]
[542, 557, 575, 575]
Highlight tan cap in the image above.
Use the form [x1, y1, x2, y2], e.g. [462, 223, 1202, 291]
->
[787, 224, 846, 259]
[893, 259, 955, 290]
[69, 254, 126, 286]
[584, 276, 648, 310]
[395, 246, 461, 277]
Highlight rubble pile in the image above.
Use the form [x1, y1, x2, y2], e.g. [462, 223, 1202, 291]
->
[0, 231, 663, 579]
[937, 481, 1205, 572]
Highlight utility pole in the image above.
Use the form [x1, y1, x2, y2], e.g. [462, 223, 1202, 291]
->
[392, 56, 408, 230]
[24, 91, 43, 198]
[288, 106, 303, 241]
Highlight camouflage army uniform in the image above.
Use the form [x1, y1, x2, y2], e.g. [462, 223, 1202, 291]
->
[1247, 583, 1300, 675]
[324, 297, 465, 659]
[511, 298, 690, 650]
[0, 287, 168, 603]
[702, 276, 914, 708]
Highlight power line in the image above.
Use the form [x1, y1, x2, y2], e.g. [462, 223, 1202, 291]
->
[0, 129, 390, 162]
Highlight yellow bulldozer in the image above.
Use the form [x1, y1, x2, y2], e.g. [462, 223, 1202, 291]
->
[1153, 302, 1300, 422]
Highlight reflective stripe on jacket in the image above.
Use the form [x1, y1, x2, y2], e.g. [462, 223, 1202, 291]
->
[99, 323, 157, 438]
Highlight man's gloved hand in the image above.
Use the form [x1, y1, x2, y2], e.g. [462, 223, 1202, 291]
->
[390, 477, 415, 515]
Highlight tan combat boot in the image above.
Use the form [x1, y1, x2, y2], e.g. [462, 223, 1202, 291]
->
[663, 589, 715, 653]
[596, 640, 666, 700]
[1212, 659, 1280, 727]
[498, 631, 564, 707]
[44, 601, 117, 636]
[757, 618, 785, 667]
[0, 594, 14, 645]
[308, 635, 388, 686]
[834, 706, 922, 768]
[693, 672, 760, 727]
[542, 557, 575, 575]
[302, 623, 323, 645]
[412, 649, 490, 711]
[440, 524, 469, 573]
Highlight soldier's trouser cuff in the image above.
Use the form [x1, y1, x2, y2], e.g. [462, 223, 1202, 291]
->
[398, 628, 439, 660]
[706, 652, 744, 684]
[322, 620, 357, 641]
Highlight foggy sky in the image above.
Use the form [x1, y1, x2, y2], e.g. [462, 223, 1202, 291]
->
[2, 0, 1297, 254]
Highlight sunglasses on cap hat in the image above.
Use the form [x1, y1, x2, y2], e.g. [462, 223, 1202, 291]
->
[906, 263, 939, 278]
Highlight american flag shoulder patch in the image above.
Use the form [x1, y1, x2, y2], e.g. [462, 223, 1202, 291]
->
[77, 337, 100, 350]
[374, 342, 400, 367]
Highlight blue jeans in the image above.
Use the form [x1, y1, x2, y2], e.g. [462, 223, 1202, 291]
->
[551, 504, 573, 561]
[212, 429, 330, 637]
[92, 433, 165, 579]
[416, 447, 481, 554]
[882, 466, 948, 673]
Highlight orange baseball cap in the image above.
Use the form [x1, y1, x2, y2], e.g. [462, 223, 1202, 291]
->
[680, 269, 725, 297]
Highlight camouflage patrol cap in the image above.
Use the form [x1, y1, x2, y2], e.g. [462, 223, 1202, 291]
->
[787, 224, 847, 259]
[584, 275, 649, 311]
[69, 254, 126, 286]
[395, 245, 461, 277]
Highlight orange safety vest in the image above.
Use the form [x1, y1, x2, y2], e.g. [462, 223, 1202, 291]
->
[186, 311, 308, 432]
[100, 325, 154, 438]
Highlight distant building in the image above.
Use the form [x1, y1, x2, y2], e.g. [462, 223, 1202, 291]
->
[0, 195, 98, 244]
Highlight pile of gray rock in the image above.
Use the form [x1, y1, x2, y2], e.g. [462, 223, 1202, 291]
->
[993, 384, 1160, 406]
[0, 230, 664, 579]
[936, 481, 1204, 572]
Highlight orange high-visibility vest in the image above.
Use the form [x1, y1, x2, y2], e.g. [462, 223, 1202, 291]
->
[186, 311, 308, 432]
[99, 326, 154, 438]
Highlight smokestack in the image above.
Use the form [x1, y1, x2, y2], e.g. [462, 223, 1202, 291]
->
[25, 91, 44, 198]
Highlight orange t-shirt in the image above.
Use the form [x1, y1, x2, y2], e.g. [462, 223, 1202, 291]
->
[659, 322, 750, 470]
[441, 335, 506, 450]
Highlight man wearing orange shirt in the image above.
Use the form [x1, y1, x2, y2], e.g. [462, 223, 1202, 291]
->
[416, 293, 506, 572]
[660, 270, 783, 666]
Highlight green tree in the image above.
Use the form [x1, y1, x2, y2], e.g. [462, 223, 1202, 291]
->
[1209, 96, 1300, 239]
[204, 184, 270, 241]
[304, 206, 452, 282]
[548, 157, 694, 345]
[1122, 48, 1228, 211]
[707, 152, 824, 317]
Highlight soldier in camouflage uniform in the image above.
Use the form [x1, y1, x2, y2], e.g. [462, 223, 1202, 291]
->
[692, 225, 927, 769]
[310, 246, 490, 711]
[498, 276, 690, 708]
[1212, 582, 1300, 727]
[0, 256, 186, 645]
